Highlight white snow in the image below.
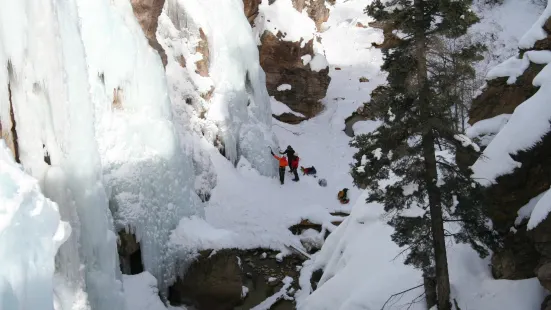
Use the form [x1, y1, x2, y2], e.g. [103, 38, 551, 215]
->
[519, 0, 551, 49]
[486, 55, 530, 84]
[252, 277, 294, 310]
[270, 97, 306, 118]
[466, 114, 511, 146]
[276, 253, 285, 262]
[242, 286, 249, 298]
[302, 55, 313, 66]
[309, 54, 329, 72]
[528, 187, 551, 230]
[470, 0, 544, 81]
[253, 0, 317, 47]
[515, 191, 546, 226]
[122, 272, 166, 310]
[0, 141, 69, 310]
[352, 120, 382, 135]
[298, 192, 546, 310]
[454, 134, 481, 152]
[277, 84, 292, 91]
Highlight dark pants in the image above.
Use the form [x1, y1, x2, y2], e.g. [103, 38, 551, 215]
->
[279, 167, 285, 184]
[291, 166, 299, 181]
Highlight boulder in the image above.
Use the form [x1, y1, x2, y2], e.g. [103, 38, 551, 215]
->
[169, 250, 243, 310]
[130, 0, 167, 67]
[259, 31, 330, 119]
[538, 262, 551, 291]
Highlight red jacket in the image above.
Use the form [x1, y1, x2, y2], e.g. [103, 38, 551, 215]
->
[291, 157, 299, 168]
[273, 154, 288, 167]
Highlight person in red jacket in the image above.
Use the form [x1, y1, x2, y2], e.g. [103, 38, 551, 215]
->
[290, 154, 299, 182]
[271, 150, 288, 185]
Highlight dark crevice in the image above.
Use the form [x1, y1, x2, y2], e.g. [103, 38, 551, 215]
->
[8, 82, 20, 163]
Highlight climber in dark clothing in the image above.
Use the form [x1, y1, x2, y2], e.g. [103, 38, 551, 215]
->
[280, 146, 296, 171]
[280, 145, 299, 181]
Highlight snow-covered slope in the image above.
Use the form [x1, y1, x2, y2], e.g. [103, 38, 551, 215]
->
[470, 0, 545, 80]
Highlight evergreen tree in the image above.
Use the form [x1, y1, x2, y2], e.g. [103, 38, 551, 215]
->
[351, 1, 499, 309]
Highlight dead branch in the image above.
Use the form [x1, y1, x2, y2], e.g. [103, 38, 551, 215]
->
[380, 284, 424, 310]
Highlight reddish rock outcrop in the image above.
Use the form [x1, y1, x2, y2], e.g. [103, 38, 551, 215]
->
[259, 31, 330, 119]
[243, 0, 261, 25]
[242, 0, 331, 122]
[130, 0, 167, 67]
[195, 28, 210, 77]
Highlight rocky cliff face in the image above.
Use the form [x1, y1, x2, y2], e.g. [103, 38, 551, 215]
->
[246, 0, 331, 122]
[469, 12, 551, 298]
[130, 0, 168, 67]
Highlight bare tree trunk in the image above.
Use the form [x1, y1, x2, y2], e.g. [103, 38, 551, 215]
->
[414, 1, 451, 309]
[424, 275, 437, 309]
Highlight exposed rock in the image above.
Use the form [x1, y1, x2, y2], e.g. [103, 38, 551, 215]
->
[469, 62, 544, 125]
[491, 228, 539, 279]
[1, 82, 19, 163]
[541, 295, 551, 310]
[530, 210, 551, 259]
[538, 262, 551, 291]
[484, 132, 551, 232]
[272, 112, 307, 124]
[259, 31, 330, 119]
[368, 21, 402, 50]
[169, 249, 302, 310]
[243, 0, 261, 25]
[169, 250, 243, 310]
[130, 0, 167, 67]
[195, 28, 210, 77]
[524, 18, 551, 53]
[291, 0, 329, 31]
[467, 15, 551, 284]
[118, 231, 144, 275]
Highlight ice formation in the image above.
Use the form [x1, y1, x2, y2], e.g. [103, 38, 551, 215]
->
[0, 141, 69, 310]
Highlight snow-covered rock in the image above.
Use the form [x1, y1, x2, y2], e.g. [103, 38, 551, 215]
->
[252, 0, 330, 121]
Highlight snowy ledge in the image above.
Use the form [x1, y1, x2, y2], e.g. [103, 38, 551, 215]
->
[486, 51, 551, 84]
[472, 57, 551, 186]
